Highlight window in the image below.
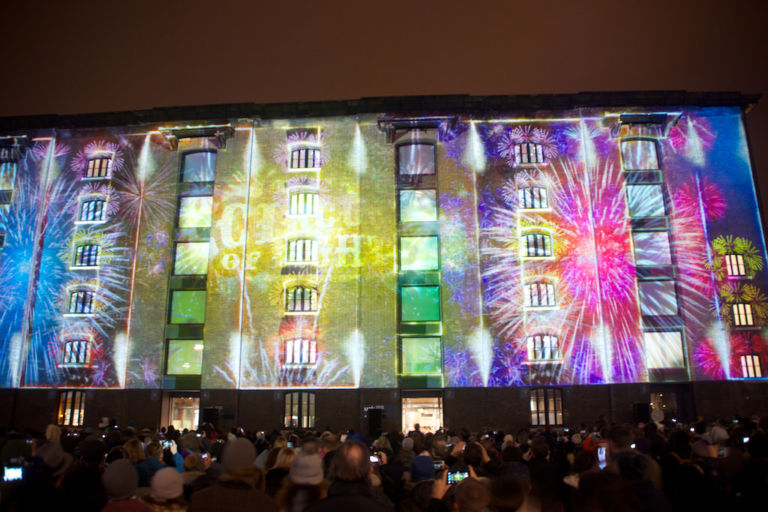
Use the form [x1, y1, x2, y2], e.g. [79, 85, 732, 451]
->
[401, 285, 441, 322]
[181, 151, 217, 183]
[400, 337, 442, 375]
[638, 281, 678, 316]
[57, 390, 85, 426]
[644, 331, 685, 369]
[286, 286, 318, 313]
[726, 254, 747, 277]
[399, 189, 437, 222]
[0, 231, 4, 248]
[526, 335, 561, 362]
[63, 339, 90, 365]
[621, 139, 659, 170]
[284, 338, 317, 367]
[522, 232, 552, 258]
[68, 290, 94, 314]
[287, 239, 318, 263]
[284, 391, 316, 428]
[0, 149, 17, 191]
[400, 236, 439, 270]
[169, 290, 207, 324]
[530, 388, 563, 426]
[398, 143, 435, 175]
[518, 187, 548, 209]
[626, 185, 665, 218]
[515, 143, 544, 165]
[74, 244, 99, 267]
[86, 156, 112, 179]
[178, 196, 213, 228]
[290, 147, 321, 169]
[733, 303, 754, 327]
[174, 242, 210, 275]
[166, 339, 204, 375]
[632, 232, 672, 266]
[288, 191, 318, 216]
[741, 354, 762, 378]
[524, 282, 556, 308]
[79, 198, 105, 222]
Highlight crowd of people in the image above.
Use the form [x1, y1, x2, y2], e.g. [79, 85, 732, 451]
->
[0, 414, 766, 511]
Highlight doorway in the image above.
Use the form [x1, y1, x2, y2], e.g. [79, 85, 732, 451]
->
[163, 393, 200, 431]
[402, 394, 443, 434]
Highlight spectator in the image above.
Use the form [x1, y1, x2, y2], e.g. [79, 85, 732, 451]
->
[137, 441, 165, 487]
[102, 459, 152, 512]
[266, 447, 295, 496]
[142, 467, 187, 511]
[276, 450, 327, 512]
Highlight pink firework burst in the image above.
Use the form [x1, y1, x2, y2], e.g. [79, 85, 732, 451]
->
[692, 337, 726, 380]
[71, 140, 125, 177]
[672, 177, 726, 222]
[31, 140, 70, 160]
[668, 116, 715, 155]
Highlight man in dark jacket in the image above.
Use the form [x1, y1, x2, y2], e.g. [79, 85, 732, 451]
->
[305, 440, 394, 512]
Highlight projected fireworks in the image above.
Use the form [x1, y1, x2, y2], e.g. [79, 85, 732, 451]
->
[0, 105, 766, 390]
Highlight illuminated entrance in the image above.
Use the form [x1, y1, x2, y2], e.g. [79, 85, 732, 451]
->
[163, 393, 200, 431]
[402, 393, 443, 434]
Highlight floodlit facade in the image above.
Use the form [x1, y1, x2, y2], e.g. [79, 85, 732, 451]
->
[0, 92, 766, 432]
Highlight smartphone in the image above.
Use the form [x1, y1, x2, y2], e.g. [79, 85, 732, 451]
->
[597, 446, 607, 470]
[3, 466, 22, 482]
[287, 442, 294, 448]
[447, 471, 469, 485]
[433, 459, 445, 470]
[743, 436, 750, 444]
[162, 440, 173, 449]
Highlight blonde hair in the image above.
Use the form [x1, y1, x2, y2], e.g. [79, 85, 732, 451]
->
[272, 447, 296, 469]
[45, 424, 61, 442]
[123, 438, 145, 464]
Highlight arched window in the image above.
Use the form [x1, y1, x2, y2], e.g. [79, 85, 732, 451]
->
[86, 156, 112, 179]
[284, 338, 317, 367]
[68, 289, 95, 315]
[524, 281, 556, 308]
[526, 334, 561, 362]
[521, 232, 552, 258]
[530, 388, 563, 426]
[78, 196, 106, 222]
[286, 286, 318, 312]
[518, 186, 548, 209]
[289, 147, 321, 169]
[74, 244, 100, 267]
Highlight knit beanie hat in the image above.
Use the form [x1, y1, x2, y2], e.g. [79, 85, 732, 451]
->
[290, 452, 324, 485]
[150, 467, 184, 500]
[102, 459, 138, 500]
[401, 437, 414, 451]
[223, 437, 256, 472]
[409, 455, 434, 483]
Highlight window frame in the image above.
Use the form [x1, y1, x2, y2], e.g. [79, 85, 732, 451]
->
[521, 231, 553, 259]
[515, 143, 545, 166]
[284, 391, 316, 429]
[57, 390, 86, 426]
[524, 281, 557, 308]
[526, 334, 562, 363]
[620, 138, 660, 171]
[180, 149, 217, 183]
[530, 388, 564, 426]
[165, 338, 205, 376]
[85, 155, 113, 180]
[286, 238, 318, 264]
[287, 190, 319, 217]
[289, 146, 321, 170]
[285, 285, 318, 314]
[518, 186, 549, 210]
[62, 339, 91, 366]
[77, 197, 107, 224]
[396, 142, 436, 176]
[725, 254, 747, 278]
[740, 354, 763, 379]
[67, 289, 95, 316]
[283, 338, 318, 367]
[732, 303, 754, 327]
[73, 243, 100, 268]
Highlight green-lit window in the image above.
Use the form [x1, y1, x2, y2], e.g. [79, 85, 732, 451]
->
[626, 185, 665, 218]
[182, 151, 217, 183]
[399, 190, 437, 222]
[174, 242, 210, 275]
[166, 339, 204, 375]
[401, 337, 441, 375]
[178, 196, 213, 228]
[169, 290, 207, 324]
[401, 285, 440, 322]
[400, 236, 439, 271]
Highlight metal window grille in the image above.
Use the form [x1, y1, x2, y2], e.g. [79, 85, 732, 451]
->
[518, 187, 548, 209]
[286, 286, 318, 312]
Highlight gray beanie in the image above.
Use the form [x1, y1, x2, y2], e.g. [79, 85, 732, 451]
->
[290, 452, 324, 485]
[402, 437, 414, 451]
[150, 467, 184, 500]
[222, 437, 256, 472]
[102, 459, 138, 500]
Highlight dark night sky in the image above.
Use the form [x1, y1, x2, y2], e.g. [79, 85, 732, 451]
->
[2, 1, 767, 202]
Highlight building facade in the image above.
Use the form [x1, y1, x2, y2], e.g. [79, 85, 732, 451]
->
[1, 93, 767, 433]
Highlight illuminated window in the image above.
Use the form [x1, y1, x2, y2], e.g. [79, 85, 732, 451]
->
[181, 150, 217, 183]
[399, 189, 437, 222]
[726, 254, 747, 277]
[74, 244, 99, 267]
[287, 239, 318, 263]
[515, 143, 544, 165]
[524, 281, 556, 308]
[79, 198, 105, 222]
[86, 156, 112, 179]
[530, 388, 563, 426]
[286, 286, 318, 312]
[63, 339, 90, 365]
[522, 232, 552, 258]
[0, 148, 17, 191]
[284, 338, 317, 367]
[169, 290, 207, 324]
[621, 139, 659, 170]
[741, 354, 762, 378]
[401, 285, 441, 322]
[288, 191, 318, 216]
[58, 390, 86, 426]
[68, 290, 94, 314]
[733, 303, 754, 326]
[400, 337, 442, 375]
[0, 231, 4, 248]
[632, 232, 672, 266]
[626, 185, 665, 218]
[290, 147, 321, 169]
[173, 242, 209, 275]
[166, 339, 204, 375]
[526, 335, 561, 362]
[518, 186, 548, 209]
[178, 196, 213, 228]
[638, 280, 678, 316]
[398, 143, 435, 175]
[644, 331, 685, 369]
[284, 391, 315, 428]
[400, 236, 439, 270]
